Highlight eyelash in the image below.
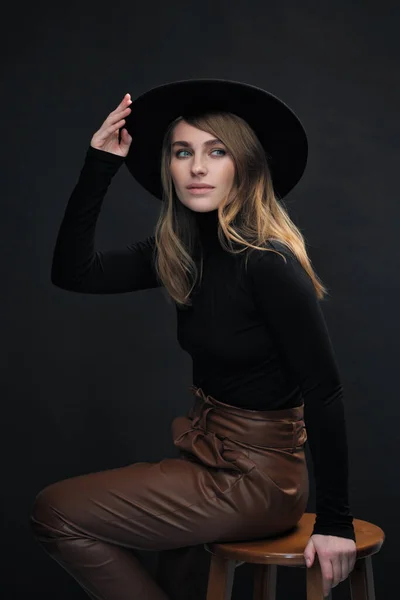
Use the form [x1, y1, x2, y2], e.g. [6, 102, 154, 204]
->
[174, 149, 226, 159]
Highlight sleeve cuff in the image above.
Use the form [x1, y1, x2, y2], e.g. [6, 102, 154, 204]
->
[311, 519, 356, 542]
[86, 145, 126, 164]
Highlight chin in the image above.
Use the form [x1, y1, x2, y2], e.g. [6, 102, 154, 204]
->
[179, 198, 220, 212]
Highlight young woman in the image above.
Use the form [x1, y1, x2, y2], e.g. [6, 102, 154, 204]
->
[30, 79, 356, 599]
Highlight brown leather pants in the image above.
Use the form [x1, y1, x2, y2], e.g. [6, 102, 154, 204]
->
[30, 385, 309, 600]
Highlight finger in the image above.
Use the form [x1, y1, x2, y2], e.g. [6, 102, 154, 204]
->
[112, 94, 132, 116]
[330, 555, 343, 588]
[340, 554, 349, 583]
[319, 557, 333, 598]
[103, 95, 132, 129]
[121, 128, 131, 139]
[109, 118, 126, 133]
[350, 548, 357, 572]
[106, 106, 131, 127]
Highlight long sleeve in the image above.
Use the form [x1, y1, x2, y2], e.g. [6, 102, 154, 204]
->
[248, 241, 355, 541]
[51, 145, 161, 293]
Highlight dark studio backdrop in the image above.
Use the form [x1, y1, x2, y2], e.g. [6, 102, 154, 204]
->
[2, 1, 398, 598]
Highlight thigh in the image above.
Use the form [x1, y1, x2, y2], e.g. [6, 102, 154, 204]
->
[33, 455, 246, 551]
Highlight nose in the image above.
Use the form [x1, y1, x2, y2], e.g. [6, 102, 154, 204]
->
[191, 155, 207, 175]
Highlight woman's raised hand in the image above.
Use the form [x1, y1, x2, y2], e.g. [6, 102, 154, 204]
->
[90, 94, 133, 157]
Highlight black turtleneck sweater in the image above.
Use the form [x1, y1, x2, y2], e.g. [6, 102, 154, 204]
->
[51, 145, 355, 541]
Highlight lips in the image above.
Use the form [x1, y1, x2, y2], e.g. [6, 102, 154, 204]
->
[186, 186, 215, 195]
[186, 185, 214, 189]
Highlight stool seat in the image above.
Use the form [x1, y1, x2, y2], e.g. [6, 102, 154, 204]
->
[205, 512, 385, 600]
[207, 512, 384, 566]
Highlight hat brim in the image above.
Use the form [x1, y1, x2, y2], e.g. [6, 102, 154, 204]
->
[124, 78, 308, 200]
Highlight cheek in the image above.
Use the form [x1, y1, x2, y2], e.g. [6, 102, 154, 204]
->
[170, 162, 184, 185]
[224, 163, 236, 188]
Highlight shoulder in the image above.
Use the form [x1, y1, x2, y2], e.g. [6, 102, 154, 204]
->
[246, 239, 315, 296]
[247, 238, 297, 271]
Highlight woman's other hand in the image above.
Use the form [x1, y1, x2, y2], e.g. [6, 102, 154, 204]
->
[90, 93, 133, 157]
[304, 533, 357, 597]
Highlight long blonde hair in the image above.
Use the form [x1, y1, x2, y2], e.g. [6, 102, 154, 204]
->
[153, 111, 328, 307]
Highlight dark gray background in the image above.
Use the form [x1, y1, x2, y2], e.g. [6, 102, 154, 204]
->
[2, 1, 397, 598]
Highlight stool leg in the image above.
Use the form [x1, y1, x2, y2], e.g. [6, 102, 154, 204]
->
[350, 557, 375, 600]
[206, 555, 236, 600]
[253, 564, 277, 600]
[306, 558, 332, 599]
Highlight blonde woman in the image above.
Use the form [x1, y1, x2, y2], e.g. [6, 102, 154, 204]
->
[30, 79, 356, 599]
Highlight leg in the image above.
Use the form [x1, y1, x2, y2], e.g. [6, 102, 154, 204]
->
[30, 456, 245, 600]
[30, 464, 171, 600]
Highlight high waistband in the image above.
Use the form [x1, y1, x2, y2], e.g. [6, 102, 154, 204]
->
[186, 385, 307, 451]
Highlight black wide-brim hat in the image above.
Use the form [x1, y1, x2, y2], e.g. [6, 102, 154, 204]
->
[124, 78, 308, 201]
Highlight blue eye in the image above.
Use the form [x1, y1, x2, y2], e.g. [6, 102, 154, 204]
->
[174, 148, 226, 158]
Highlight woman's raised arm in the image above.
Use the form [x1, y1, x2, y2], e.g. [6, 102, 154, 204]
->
[51, 94, 161, 294]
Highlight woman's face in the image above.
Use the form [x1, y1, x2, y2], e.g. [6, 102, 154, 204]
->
[169, 120, 236, 213]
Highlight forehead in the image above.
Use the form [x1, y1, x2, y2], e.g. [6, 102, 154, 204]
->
[171, 120, 210, 141]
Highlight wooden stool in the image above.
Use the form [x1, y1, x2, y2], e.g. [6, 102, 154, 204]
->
[205, 512, 385, 599]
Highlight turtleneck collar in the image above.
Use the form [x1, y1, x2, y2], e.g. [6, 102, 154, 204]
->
[193, 208, 221, 252]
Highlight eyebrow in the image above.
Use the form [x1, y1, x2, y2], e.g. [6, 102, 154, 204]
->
[171, 138, 224, 148]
